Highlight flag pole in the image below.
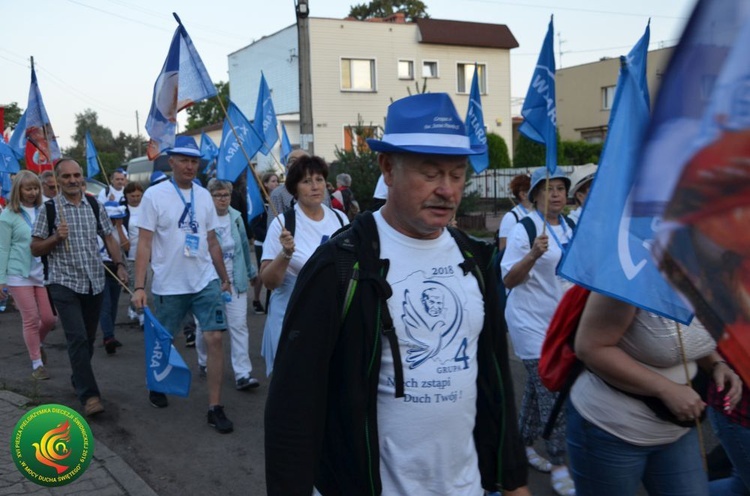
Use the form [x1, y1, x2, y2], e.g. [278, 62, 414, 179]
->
[98, 154, 110, 187]
[541, 169, 550, 236]
[214, 95, 283, 229]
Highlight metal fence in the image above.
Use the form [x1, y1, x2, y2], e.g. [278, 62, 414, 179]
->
[466, 165, 578, 201]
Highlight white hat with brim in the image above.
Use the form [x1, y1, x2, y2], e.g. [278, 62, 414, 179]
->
[366, 93, 486, 156]
[569, 164, 599, 198]
[528, 167, 571, 203]
[166, 136, 201, 158]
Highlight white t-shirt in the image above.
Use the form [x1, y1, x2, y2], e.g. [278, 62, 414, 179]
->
[8, 205, 44, 287]
[498, 204, 532, 239]
[568, 206, 582, 224]
[126, 204, 142, 260]
[138, 181, 219, 295]
[97, 186, 124, 204]
[374, 211, 484, 495]
[214, 213, 235, 280]
[261, 205, 347, 277]
[501, 213, 573, 360]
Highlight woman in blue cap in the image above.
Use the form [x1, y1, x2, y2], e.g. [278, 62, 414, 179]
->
[501, 166, 576, 496]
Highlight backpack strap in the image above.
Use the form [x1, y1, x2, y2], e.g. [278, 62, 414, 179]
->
[447, 226, 484, 293]
[84, 194, 102, 232]
[519, 215, 537, 248]
[42, 200, 56, 282]
[563, 215, 576, 230]
[510, 209, 519, 223]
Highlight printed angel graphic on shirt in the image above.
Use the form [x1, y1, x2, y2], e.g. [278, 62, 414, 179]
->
[400, 278, 463, 369]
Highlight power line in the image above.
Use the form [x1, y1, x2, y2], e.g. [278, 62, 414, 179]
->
[463, 0, 689, 20]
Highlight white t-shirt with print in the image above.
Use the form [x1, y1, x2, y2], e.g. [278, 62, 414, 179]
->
[261, 204, 347, 277]
[374, 211, 485, 496]
[501, 212, 573, 360]
[138, 181, 219, 295]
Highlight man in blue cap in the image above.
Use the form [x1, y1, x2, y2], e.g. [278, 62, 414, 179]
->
[132, 135, 234, 434]
[265, 94, 530, 495]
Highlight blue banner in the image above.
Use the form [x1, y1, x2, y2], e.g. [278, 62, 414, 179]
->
[145, 13, 217, 160]
[559, 25, 693, 324]
[519, 17, 557, 173]
[85, 131, 100, 179]
[466, 64, 489, 173]
[200, 131, 219, 161]
[253, 73, 279, 155]
[0, 173, 11, 200]
[216, 101, 263, 183]
[247, 172, 265, 222]
[143, 308, 191, 397]
[7, 110, 27, 160]
[0, 141, 21, 174]
[280, 122, 292, 169]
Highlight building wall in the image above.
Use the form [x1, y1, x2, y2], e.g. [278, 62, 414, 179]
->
[556, 47, 674, 142]
[308, 18, 514, 161]
[227, 17, 515, 167]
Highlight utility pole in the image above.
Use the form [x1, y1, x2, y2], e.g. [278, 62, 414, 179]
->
[557, 31, 567, 69]
[296, 0, 314, 154]
[135, 110, 142, 156]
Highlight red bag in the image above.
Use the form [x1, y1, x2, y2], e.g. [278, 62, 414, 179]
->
[539, 285, 591, 391]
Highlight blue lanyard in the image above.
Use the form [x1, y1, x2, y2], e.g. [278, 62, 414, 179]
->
[171, 179, 195, 226]
[536, 210, 568, 251]
[20, 207, 38, 229]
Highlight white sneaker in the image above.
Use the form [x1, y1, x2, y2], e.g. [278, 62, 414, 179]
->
[551, 466, 576, 496]
[526, 446, 552, 472]
[128, 307, 138, 321]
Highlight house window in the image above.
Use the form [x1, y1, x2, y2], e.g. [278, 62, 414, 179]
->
[422, 60, 438, 78]
[602, 85, 616, 110]
[341, 58, 376, 91]
[344, 125, 378, 154]
[457, 63, 486, 94]
[398, 60, 414, 80]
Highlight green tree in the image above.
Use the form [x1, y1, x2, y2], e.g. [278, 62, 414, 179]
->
[486, 132, 511, 169]
[185, 81, 228, 131]
[349, 0, 429, 21]
[2, 102, 23, 129]
[512, 134, 546, 167]
[559, 140, 602, 165]
[331, 116, 382, 211]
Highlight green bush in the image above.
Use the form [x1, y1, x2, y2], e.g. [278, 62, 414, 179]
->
[486, 133, 511, 169]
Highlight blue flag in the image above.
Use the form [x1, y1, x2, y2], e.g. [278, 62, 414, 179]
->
[246, 172, 265, 222]
[465, 64, 489, 173]
[0, 141, 21, 174]
[253, 73, 279, 155]
[280, 122, 292, 169]
[633, 1, 750, 380]
[559, 25, 693, 324]
[200, 132, 219, 161]
[216, 101, 263, 183]
[0, 173, 11, 201]
[143, 308, 191, 397]
[8, 110, 27, 160]
[85, 131, 100, 179]
[146, 13, 217, 160]
[519, 17, 557, 173]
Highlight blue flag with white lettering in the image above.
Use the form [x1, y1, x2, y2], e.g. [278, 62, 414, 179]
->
[466, 64, 489, 173]
[559, 25, 693, 324]
[143, 308, 191, 397]
[85, 131, 100, 179]
[520, 17, 557, 173]
[280, 122, 292, 169]
[200, 131, 219, 161]
[216, 101, 263, 183]
[254, 73, 279, 155]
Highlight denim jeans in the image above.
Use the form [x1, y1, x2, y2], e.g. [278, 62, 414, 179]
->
[709, 407, 750, 496]
[48, 284, 104, 405]
[99, 276, 121, 340]
[567, 403, 708, 496]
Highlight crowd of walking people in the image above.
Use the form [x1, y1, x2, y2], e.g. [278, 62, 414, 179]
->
[0, 93, 747, 496]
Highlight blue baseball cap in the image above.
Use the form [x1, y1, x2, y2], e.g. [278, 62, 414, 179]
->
[167, 136, 201, 158]
[366, 93, 486, 156]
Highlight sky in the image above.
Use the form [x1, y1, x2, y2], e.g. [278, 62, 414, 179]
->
[0, 0, 697, 151]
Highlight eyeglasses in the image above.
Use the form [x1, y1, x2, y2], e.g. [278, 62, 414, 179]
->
[212, 193, 231, 199]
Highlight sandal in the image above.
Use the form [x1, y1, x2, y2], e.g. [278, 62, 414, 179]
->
[526, 446, 552, 473]
[551, 466, 576, 496]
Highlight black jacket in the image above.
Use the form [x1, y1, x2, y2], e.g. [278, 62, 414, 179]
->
[265, 212, 528, 495]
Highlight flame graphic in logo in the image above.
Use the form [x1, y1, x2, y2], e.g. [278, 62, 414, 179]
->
[32, 420, 72, 474]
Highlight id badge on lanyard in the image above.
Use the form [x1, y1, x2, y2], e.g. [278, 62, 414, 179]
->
[173, 180, 199, 258]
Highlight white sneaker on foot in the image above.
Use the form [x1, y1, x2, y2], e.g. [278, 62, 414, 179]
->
[551, 466, 576, 496]
[526, 446, 552, 472]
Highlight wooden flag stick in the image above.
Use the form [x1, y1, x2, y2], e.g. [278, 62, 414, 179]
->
[541, 169, 550, 236]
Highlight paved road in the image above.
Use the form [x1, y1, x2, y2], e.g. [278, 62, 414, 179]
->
[0, 281, 679, 495]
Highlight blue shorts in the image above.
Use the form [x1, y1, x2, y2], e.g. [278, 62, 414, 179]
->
[153, 279, 227, 335]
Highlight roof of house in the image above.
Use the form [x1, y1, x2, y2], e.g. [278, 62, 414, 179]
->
[415, 18, 519, 49]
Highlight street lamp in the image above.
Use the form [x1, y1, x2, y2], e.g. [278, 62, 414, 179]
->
[296, 0, 314, 153]
[295, 0, 309, 19]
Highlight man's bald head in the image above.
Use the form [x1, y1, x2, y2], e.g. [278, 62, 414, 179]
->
[286, 149, 310, 170]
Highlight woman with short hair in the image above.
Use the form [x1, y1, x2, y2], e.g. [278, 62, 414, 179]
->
[260, 156, 348, 375]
